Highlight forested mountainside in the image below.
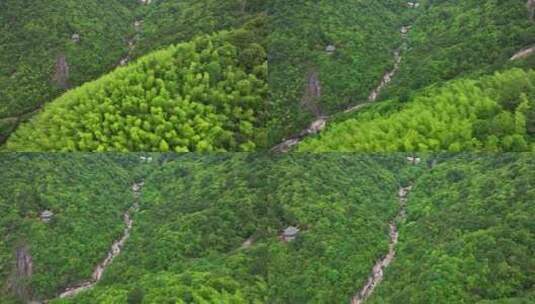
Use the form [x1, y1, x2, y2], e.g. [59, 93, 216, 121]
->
[369, 154, 535, 303]
[0, 154, 141, 303]
[381, 0, 535, 101]
[0, 0, 136, 142]
[1, 154, 534, 303]
[299, 68, 535, 152]
[268, 0, 407, 144]
[0, 154, 402, 303]
[0, 0, 267, 150]
[271, 0, 535, 151]
[5, 28, 268, 152]
[133, 0, 268, 59]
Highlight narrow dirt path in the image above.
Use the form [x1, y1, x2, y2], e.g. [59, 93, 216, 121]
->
[42, 181, 143, 302]
[271, 24, 411, 153]
[350, 184, 412, 304]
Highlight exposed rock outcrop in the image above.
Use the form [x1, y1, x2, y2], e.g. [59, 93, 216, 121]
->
[8, 245, 33, 302]
[301, 71, 323, 117]
[52, 54, 69, 89]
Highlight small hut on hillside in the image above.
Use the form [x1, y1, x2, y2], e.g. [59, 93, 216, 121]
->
[282, 226, 300, 242]
[40, 210, 54, 223]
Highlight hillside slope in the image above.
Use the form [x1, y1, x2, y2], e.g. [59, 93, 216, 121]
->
[0, 154, 137, 303]
[271, 0, 535, 152]
[1, 154, 534, 303]
[1, 154, 402, 303]
[0, 0, 268, 147]
[381, 0, 535, 101]
[268, 0, 408, 144]
[369, 154, 535, 303]
[0, 0, 136, 143]
[298, 69, 535, 152]
[5, 26, 268, 152]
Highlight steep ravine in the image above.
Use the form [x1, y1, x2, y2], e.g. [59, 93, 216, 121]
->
[271, 20, 414, 153]
[350, 184, 411, 304]
[41, 181, 143, 303]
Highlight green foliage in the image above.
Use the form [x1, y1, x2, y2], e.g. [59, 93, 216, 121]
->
[0, 0, 267, 147]
[76, 154, 398, 303]
[0, 0, 134, 118]
[1, 154, 402, 303]
[2, 154, 534, 303]
[267, 0, 406, 144]
[299, 69, 535, 152]
[134, 0, 268, 58]
[382, 0, 535, 101]
[0, 154, 134, 301]
[368, 154, 535, 303]
[5, 30, 267, 152]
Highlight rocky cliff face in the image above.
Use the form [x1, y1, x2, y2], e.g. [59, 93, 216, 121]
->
[52, 54, 69, 89]
[8, 245, 33, 302]
[528, 0, 535, 20]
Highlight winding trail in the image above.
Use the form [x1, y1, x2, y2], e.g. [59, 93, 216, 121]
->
[271, 24, 411, 153]
[43, 181, 143, 302]
[350, 184, 412, 304]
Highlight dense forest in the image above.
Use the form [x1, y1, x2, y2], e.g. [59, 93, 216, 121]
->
[269, 0, 535, 151]
[2, 0, 534, 151]
[5, 27, 267, 152]
[0, 0, 136, 143]
[0, 154, 403, 303]
[381, 0, 535, 102]
[299, 68, 535, 152]
[0, 154, 138, 303]
[0, 0, 267, 149]
[267, 0, 407, 144]
[1, 153, 533, 303]
[369, 154, 535, 303]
